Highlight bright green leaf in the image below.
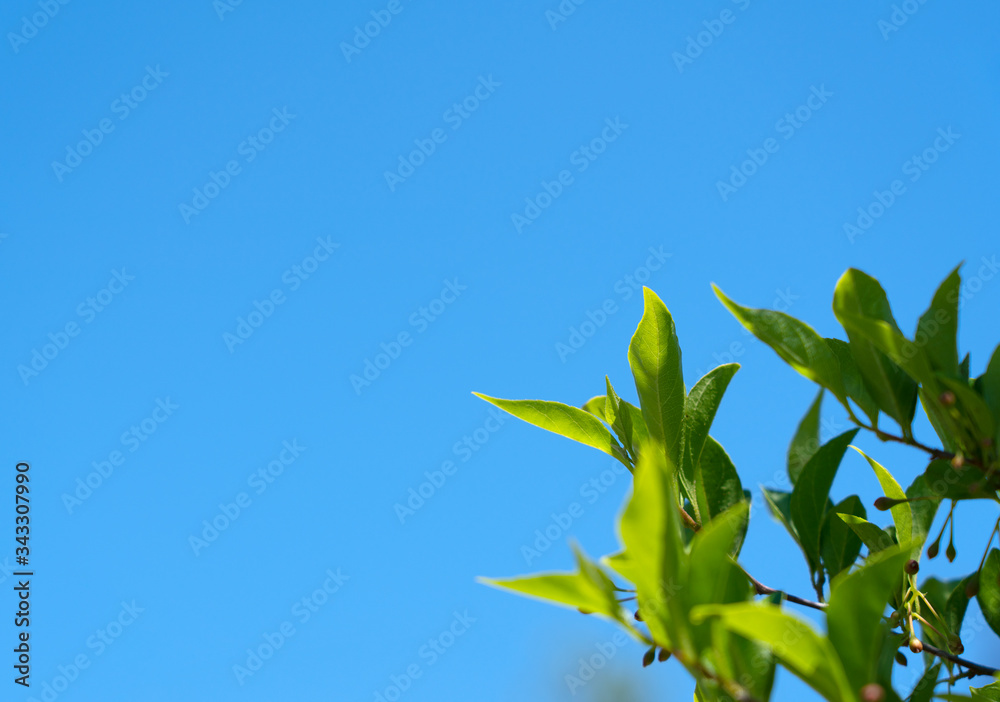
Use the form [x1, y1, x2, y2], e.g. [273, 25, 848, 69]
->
[682, 364, 740, 501]
[821, 495, 865, 580]
[695, 437, 744, 533]
[473, 393, 629, 467]
[971, 681, 1000, 701]
[837, 514, 896, 555]
[853, 447, 911, 546]
[628, 288, 685, 466]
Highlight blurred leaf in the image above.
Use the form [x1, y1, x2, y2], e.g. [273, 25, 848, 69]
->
[629, 288, 686, 468]
[907, 662, 940, 702]
[821, 495, 865, 580]
[971, 682, 1000, 701]
[788, 389, 823, 485]
[978, 345, 1000, 445]
[826, 546, 910, 693]
[790, 429, 860, 577]
[713, 285, 848, 407]
[976, 549, 1000, 638]
[473, 394, 629, 467]
[916, 265, 961, 377]
[692, 603, 854, 702]
[832, 269, 918, 435]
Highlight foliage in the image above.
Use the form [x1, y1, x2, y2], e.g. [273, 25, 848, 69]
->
[476, 268, 1000, 701]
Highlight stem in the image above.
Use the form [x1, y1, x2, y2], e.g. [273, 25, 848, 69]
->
[679, 506, 701, 532]
[739, 568, 827, 611]
[863, 425, 989, 472]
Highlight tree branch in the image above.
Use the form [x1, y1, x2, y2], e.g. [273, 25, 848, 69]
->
[739, 568, 827, 611]
[922, 642, 1000, 678]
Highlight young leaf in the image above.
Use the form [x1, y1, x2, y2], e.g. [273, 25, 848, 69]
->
[790, 429, 860, 577]
[582, 395, 608, 421]
[691, 603, 855, 702]
[681, 364, 740, 498]
[825, 545, 910, 693]
[713, 285, 848, 405]
[916, 265, 961, 378]
[976, 549, 1000, 638]
[832, 269, 918, 436]
[473, 394, 629, 467]
[628, 288, 685, 466]
[821, 495, 865, 581]
[478, 544, 628, 626]
[852, 447, 911, 546]
[788, 389, 823, 485]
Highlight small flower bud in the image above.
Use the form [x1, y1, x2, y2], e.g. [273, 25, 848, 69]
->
[948, 635, 964, 655]
[927, 540, 940, 559]
[946, 541, 957, 563]
[642, 647, 656, 667]
[894, 651, 908, 666]
[966, 575, 980, 598]
[658, 648, 671, 662]
[952, 455, 965, 470]
[888, 611, 901, 628]
[874, 497, 895, 511]
[634, 609, 643, 622]
[909, 638, 923, 654]
[860, 683, 886, 702]
[940, 391, 956, 406]
[905, 560, 920, 575]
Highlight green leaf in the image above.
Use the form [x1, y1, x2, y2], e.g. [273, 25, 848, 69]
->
[691, 603, 854, 702]
[478, 544, 628, 626]
[832, 269, 919, 435]
[582, 395, 608, 421]
[916, 265, 961, 377]
[687, 502, 752, 608]
[837, 514, 896, 555]
[790, 429, 860, 577]
[852, 447, 911, 546]
[628, 288, 685, 466]
[606, 442, 689, 651]
[971, 681, 1000, 701]
[473, 393, 629, 467]
[713, 284, 848, 406]
[826, 545, 910, 693]
[826, 337, 881, 426]
[904, 475, 942, 551]
[977, 549, 1000, 638]
[907, 662, 940, 702]
[604, 377, 644, 463]
[788, 390, 823, 485]
[763, 487, 815, 570]
[938, 374, 998, 449]
[922, 459, 995, 501]
[821, 495, 865, 580]
[979, 345, 1000, 445]
[695, 437, 744, 531]
[682, 364, 740, 501]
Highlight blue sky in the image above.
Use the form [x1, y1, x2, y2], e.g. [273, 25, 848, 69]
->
[1, 1, 999, 700]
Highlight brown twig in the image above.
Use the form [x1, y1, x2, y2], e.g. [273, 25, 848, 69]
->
[739, 568, 827, 611]
[922, 642, 1000, 678]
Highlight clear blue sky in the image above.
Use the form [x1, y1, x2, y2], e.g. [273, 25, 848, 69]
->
[2, 1, 999, 700]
